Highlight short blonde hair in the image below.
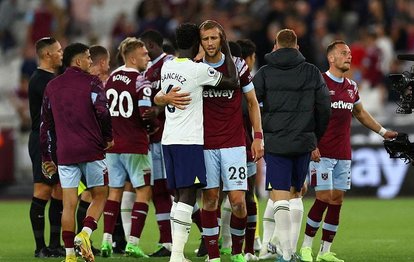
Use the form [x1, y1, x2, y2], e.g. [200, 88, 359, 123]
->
[120, 37, 145, 58]
[275, 29, 297, 48]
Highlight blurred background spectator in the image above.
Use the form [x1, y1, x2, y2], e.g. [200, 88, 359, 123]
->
[0, 0, 19, 54]
[3, 0, 414, 91]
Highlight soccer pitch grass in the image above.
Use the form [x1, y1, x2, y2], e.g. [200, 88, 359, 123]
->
[0, 198, 412, 262]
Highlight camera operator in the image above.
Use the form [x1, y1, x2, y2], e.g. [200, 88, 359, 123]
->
[299, 40, 398, 262]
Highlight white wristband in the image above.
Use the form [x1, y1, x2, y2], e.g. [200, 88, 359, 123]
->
[378, 127, 387, 137]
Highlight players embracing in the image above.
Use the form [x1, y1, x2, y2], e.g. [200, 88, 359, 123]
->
[160, 20, 264, 262]
[154, 22, 241, 262]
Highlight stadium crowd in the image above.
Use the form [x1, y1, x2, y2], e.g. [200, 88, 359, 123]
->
[0, 0, 411, 262]
[2, 0, 414, 104]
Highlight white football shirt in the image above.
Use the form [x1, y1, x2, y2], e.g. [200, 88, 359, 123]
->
[161, 58, 222, 145]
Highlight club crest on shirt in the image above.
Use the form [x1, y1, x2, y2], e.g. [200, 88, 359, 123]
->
[207, 67, 217, 77]
[347, 89, 355, 99]
[321, 173, 329, 180]
[329, 90, 335, 96]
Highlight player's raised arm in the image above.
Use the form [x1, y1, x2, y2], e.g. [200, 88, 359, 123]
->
[352, 102, 397, 139]
[215, 33, 239, 90]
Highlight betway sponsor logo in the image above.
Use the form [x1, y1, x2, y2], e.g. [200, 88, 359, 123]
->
[331, 100, 353, 110]
[203, 89, 234, 99]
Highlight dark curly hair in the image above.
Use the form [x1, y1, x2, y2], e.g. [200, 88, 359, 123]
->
[175, 23, 199, 50]
[140, 29, 164, 47]
[63, 43, 89, 67]
[237, 39, 256, 59]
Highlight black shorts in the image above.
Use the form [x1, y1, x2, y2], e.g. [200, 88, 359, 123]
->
[28, 131, 59, 185]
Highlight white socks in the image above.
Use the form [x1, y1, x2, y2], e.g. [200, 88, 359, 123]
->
[289, 197, 304, 252]
[320, 240, 332, 255]
[302, 234, 314, 248]
[128, 235, 140, 246]
[273, 200, 291, 261]
[121, 191, 135, 239]
[80, 227, 92, 237]
[103, 232, 113, 244]
[170, 201, 177, 237]
[261, 198, 275, 252]
[170, 202, 193, 262]
[65, 248, 75, 256]
[221, 196, 232, 249]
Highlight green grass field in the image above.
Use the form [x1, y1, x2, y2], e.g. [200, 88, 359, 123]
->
[0, 198, 412, 262]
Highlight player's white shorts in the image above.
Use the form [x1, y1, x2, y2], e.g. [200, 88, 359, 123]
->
[106, 153, 152, 188]
[309, 157, 351, 191]
[58, 159, 107, 189]
[150, 142, 167, 180]
[204, 146, 248, 191]
[247, 161, 257, 178]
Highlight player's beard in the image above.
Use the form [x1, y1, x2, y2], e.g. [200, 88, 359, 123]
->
[136, 60, 148, 72]
[341, 65, 350, 73]
[337, 62, 350, 73]
[82, 65, 91, 73]
[205, 47, 220, 60]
